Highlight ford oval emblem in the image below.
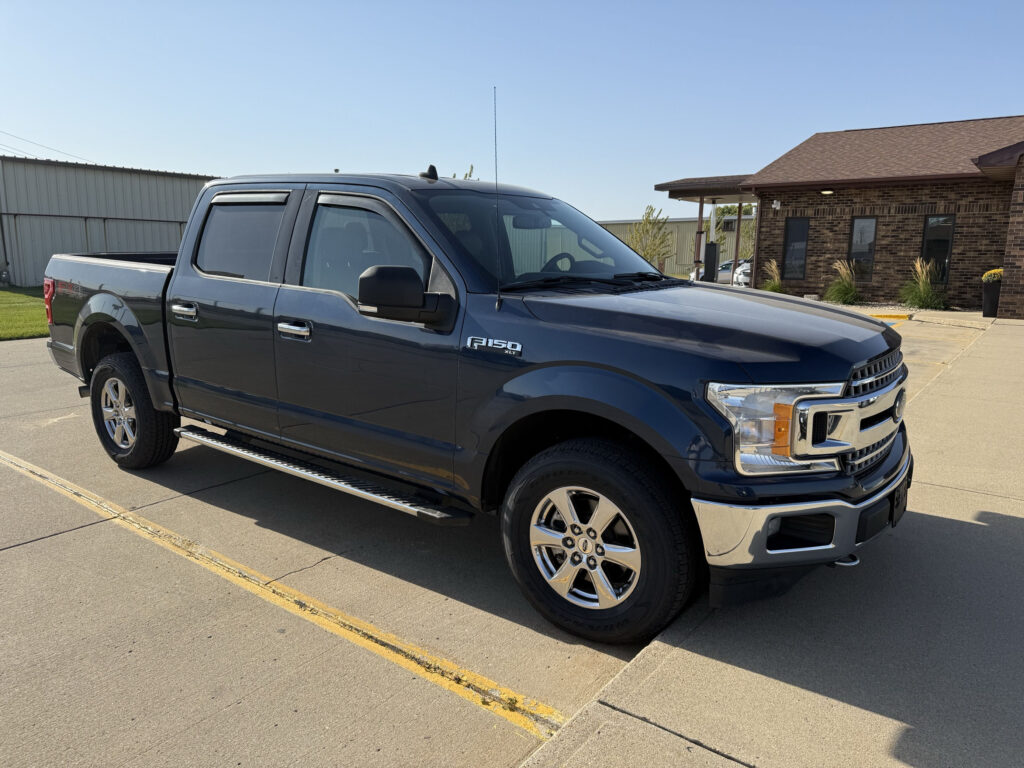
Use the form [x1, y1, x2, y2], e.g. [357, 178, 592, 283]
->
[892, 390, 906, 423]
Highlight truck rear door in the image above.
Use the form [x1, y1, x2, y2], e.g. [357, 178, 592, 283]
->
[166, 184, 302, 436]
[272, 188, 463, 490]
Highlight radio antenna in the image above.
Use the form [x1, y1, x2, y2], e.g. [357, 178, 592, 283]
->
[493, 85, 503, 311]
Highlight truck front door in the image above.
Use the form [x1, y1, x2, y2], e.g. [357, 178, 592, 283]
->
[166, 185, 302, 436]
[272, 190, 462, 491]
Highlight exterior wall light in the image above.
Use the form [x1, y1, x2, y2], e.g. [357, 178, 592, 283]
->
[820, 189, 835, 195]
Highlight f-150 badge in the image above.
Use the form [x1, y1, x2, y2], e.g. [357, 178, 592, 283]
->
[467, 336, 523, 357]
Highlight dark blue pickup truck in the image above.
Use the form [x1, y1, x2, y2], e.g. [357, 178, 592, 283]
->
[44, 169, 912, 642]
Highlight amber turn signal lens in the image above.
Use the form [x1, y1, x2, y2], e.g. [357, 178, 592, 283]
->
[772, 402, 792, 456]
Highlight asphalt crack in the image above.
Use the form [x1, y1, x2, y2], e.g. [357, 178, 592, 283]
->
[128, 469, 270, 511]
[596, 700, 756, 767]
[0, 517, 113, 553]
[264, 553, 343, 586]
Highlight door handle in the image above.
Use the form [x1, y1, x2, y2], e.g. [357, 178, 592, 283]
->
[277, 321, 312, 339]
[171, 302, 198, 320]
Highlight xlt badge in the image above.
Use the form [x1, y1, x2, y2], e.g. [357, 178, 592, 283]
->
[467, 336, 523, 357]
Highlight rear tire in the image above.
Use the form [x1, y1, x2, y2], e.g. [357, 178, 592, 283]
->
[90, 352, 179, 469]
[501, 438, 699, 644]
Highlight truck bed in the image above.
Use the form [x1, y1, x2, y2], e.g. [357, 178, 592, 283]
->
[45, 251, 177, 410]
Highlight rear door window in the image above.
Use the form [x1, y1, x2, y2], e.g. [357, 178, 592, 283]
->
[196, 203, 286, 281]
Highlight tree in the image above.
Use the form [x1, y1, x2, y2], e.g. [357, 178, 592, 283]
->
[626, 206, 674, 272]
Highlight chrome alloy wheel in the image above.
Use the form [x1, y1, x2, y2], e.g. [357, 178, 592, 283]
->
[100, 377, 137, 450]
[529, 486, 642, 609]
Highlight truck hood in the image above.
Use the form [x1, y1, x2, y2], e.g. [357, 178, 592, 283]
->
[523, 283, 901, 383]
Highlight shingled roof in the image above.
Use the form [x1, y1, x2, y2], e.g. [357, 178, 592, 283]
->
[743, 115, 1024, 188]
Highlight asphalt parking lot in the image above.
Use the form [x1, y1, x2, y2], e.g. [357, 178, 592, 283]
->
[2, 314, 1022, 767]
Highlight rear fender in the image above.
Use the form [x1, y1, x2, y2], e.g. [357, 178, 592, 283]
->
[75, 292, 174, 411]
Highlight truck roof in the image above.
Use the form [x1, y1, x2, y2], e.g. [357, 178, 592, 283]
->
[212, 173, 551, 198]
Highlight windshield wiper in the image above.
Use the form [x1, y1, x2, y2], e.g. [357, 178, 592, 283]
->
[612, 271, 668, 281]
[500, 275, 630, 292]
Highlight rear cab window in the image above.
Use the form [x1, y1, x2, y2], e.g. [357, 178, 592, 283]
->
[195, 192, 288, 281]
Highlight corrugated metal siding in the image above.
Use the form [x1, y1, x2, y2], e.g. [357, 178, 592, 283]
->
[0, 156, 211, 285]
[7, 215, 89, 286]
[601, 219, 745, 277]
[506, 225, 582, 273]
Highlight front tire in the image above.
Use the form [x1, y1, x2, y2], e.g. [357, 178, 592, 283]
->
[501, 439, 699, 644]
[90, 352, 179, 469]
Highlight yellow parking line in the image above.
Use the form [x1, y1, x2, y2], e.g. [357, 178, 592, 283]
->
[0, 448, 566, 740]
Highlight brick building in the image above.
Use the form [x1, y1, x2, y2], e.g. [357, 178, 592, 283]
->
[656, 116, 1024, 319]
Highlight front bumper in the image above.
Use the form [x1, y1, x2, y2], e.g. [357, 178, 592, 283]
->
[691, 450, 913, 569]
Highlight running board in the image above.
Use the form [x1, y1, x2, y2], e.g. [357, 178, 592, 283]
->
[174, 427, 471, 526]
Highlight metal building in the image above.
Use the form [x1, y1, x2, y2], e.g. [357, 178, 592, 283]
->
[0, 155, 213, 286]
[600, 216, 753, 277]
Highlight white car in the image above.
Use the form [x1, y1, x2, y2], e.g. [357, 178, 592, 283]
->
[732, 261, 752, 287]
[690, 258, 750, 284]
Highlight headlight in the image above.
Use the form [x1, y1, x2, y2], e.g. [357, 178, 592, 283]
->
[706, 382, 845, 475]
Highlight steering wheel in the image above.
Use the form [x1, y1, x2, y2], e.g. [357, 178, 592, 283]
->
[541, 252, 576, 273]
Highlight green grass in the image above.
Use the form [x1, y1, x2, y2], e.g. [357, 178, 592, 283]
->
[0, 286, 49, 340]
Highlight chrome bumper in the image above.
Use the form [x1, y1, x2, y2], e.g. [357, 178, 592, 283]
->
[691, 453, 912, 568]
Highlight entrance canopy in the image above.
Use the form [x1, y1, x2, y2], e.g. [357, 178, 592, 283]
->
[653, 174, 758, 273]
[653, 174, 757, 205]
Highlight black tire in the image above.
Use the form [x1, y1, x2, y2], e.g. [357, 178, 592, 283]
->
[501, 438, 699, 644]
[90, 352, 179, 469]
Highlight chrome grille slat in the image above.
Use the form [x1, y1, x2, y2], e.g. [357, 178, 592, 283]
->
[843, 431, 899, 474]
[848, 349, 904, 397]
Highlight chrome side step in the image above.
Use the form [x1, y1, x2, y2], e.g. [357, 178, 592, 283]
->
[175, 427, 471, 526]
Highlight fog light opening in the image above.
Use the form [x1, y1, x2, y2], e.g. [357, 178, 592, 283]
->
[766, 513, 836, 551]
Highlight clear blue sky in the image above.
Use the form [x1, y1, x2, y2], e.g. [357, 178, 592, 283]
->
[2, 0, 1021, 220]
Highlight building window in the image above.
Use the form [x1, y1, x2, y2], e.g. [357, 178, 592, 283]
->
[721, 219, 736, 232]
[922, 215, 954, 283]
[782, 217, 809, 279]
[848, 217, 876, 280]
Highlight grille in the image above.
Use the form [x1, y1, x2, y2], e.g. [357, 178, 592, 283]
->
[838, 346, 907, 474]
[844, 432, 899, 475]
[848, 348, 905, 397]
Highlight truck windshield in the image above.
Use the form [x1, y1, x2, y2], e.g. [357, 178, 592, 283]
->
[413, 190, 660, 288]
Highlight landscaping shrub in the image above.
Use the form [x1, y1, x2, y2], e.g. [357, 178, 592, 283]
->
[899, 258, 946, 309]
[761, 259, 784, 292]
[823, 260, 861, 304]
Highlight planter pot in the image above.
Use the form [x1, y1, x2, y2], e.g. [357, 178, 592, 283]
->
[982, 281, 1001, 317]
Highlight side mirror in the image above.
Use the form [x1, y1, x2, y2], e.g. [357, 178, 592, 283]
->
[357, 265, 455, 329]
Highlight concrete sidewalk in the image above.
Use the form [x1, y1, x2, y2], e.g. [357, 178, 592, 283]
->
[523, 321, 1024, 767]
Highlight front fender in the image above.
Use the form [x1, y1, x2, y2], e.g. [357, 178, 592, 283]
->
[459, 363, 722, 504]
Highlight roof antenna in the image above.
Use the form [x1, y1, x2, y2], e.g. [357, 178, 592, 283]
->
[419, 164, 438, 181]
[493, 86, 503, 311]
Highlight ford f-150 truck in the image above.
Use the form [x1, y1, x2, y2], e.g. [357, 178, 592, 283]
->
[44, 168, 912, 643]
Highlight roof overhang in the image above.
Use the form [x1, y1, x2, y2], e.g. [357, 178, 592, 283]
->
[654, 174, 757, 204]
[743, 172, 991, 192]
[972, 141, 1024, 182]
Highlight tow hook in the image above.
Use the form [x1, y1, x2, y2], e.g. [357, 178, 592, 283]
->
[829, 554, 860, 568]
